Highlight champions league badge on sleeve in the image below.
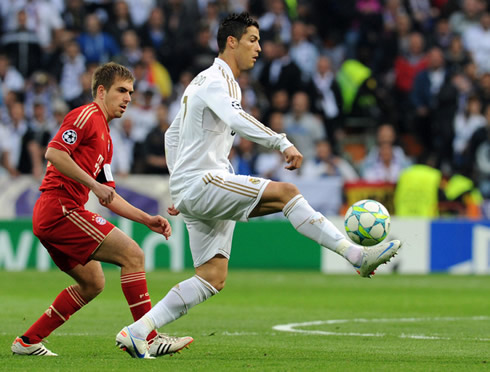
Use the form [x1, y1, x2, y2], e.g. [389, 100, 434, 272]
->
[62, 129, 77, 145]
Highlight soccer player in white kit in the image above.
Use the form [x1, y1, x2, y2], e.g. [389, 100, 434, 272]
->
[116, 13, 402, 358]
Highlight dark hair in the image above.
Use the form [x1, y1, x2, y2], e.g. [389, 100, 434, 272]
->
[91, 62, 134, 98]
[217, 13, 259, 53]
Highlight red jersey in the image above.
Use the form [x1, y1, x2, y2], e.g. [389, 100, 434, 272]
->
[40, 102, 116, 206]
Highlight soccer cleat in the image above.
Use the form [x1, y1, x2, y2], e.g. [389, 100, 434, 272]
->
[355, 240, 402, 278]
[149, 333, 194, 357]
[116, 326, 152, 359]
[11, 337, 57, 356]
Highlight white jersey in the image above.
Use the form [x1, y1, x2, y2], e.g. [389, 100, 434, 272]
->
[165, 58, 292, 207]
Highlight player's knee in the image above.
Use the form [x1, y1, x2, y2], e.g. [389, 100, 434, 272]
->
[281, 182, 300, 203]
[80, 276, 105, 299]
[123, 241, 145, 269]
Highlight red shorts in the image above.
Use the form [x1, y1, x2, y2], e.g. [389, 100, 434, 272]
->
[33, 190, 116, 272]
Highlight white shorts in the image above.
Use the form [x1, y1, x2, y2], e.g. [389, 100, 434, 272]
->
[176, 171, 270, 267]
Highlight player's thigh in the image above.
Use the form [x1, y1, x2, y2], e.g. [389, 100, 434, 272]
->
[181, 172, 270, 221]
[92, 227, 143, 267]
[184, 216, 236, 268]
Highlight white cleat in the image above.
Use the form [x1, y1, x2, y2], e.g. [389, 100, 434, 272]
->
[116, 326, 153, 359]
[11, 336, 57, 356]
[149, 333, 194, 357]
[355, 240, 402, 278]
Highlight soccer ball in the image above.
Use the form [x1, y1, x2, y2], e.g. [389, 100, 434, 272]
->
[344, 199, 390, 246]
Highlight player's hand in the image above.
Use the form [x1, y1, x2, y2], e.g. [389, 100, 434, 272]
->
[167, 205, 180, 216]
[283, 146, 303, 170]
[146, 215, 172, 239]
[93, 182, 115, 205]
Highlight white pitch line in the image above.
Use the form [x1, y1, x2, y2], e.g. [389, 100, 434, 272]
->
[273, 316, 490, 341]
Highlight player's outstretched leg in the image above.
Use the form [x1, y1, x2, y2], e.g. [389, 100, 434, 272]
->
[283, 195, 402, 277]
[11, 336, 57, 356]
[116, 326, 153, 359]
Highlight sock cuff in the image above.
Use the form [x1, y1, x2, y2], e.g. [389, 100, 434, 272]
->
[120, 272, 146, 285]
[66, 285, 87, 307]
[283, 194, 304, 218]
[194, 275, 219, 295]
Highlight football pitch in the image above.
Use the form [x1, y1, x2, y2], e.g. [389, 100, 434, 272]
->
[1, 270, 489, 371]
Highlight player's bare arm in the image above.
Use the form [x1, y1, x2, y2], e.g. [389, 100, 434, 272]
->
[283, 146, 303, 170]
[45, 147, 115, 204]
[105, 193, 172, 239]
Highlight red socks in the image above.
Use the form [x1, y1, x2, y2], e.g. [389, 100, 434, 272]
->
[24, 286, 87, 344]
[120, 272, 157, 341]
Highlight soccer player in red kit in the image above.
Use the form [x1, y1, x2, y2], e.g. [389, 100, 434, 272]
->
[11, 62, 192, 357]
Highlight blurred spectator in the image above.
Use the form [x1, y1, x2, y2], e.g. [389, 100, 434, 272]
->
[1, 9, 42, 78]
[429, 17, 453, 49]
[449, 0, 485, 35]
[406, 0, 435, 32]
[363, 123, 412, 169]
[31, 101, 55, 154]
[55, 39, 86, 107]
[283, 91, 325, 161]
[191, 24, 217, 75]
[258, 41, 303, 97]
[140, 46, 172, 99]
[4, 101, 43, 178]
[238, 71, 268, 113]
[452, 94, 486, 170]
[289, 20, 319, 82]
[77, 13, 120, 64]
[312, 55, 343, 147]
[201, 1, 220, 52]
[138, 7, 169, 51]
[126, 0, 157, 28]
[466, 104, 490, 197]
[319, 31, 346, 72]
[258, 0, 292, 43]
[361, 141, 408, 183]
[0, 53, 24, 108]
[230, 137, 259, 176]
[15, 0, 64, 52]
[411, 47, 450, 159]
[476, 72, 490, 109]
[69, 69, 94, 109]
[302, 139, 359, 182]
[62, 0, 88, 34]
[126, 88, 158, 144]
[0, 123, 17, 177]
[111, 117, 136, 177]
[51, 99, 69, 138]
[23, 71, 57, 121]
[444, 34, 471, 74]
[255, 111, 299, 181]
[142, 102, 170, 174]
[106, 0, 135, 45]
[394, 32, 428, 126]
[116, 29, 143, 68]
[462, 11, 490, 73]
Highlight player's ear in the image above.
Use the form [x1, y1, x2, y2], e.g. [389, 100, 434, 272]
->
[227, 35, 237, 49]
[97, 84, 105, 99]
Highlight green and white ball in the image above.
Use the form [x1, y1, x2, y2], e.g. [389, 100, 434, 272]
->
[344, 199, 391, 246]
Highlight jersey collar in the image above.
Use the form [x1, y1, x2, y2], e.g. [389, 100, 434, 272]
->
[92, 102, 110, 131]
[214, 58, 235, 80]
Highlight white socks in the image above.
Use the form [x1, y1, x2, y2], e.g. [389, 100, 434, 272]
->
[129, 275, 218, 339]
[283, 194, 362, 266]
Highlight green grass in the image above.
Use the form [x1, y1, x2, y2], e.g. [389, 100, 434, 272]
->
[1, 270, 489, 371]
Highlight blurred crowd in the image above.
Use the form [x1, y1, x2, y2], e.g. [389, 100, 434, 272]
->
[2, 0, 490, 209]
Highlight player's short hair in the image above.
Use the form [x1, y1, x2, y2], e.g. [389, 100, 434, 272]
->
[217, 12, 259, 53]
[91, 62, 134, 98]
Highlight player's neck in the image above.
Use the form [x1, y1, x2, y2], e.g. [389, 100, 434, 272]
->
[93, 98, 112, 122]
[218, 54, 240, 79]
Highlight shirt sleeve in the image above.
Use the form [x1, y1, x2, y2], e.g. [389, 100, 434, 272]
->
[203, 80, 293, 152]
[48, 110, 88, 155]
[164, 107, 182, 175]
